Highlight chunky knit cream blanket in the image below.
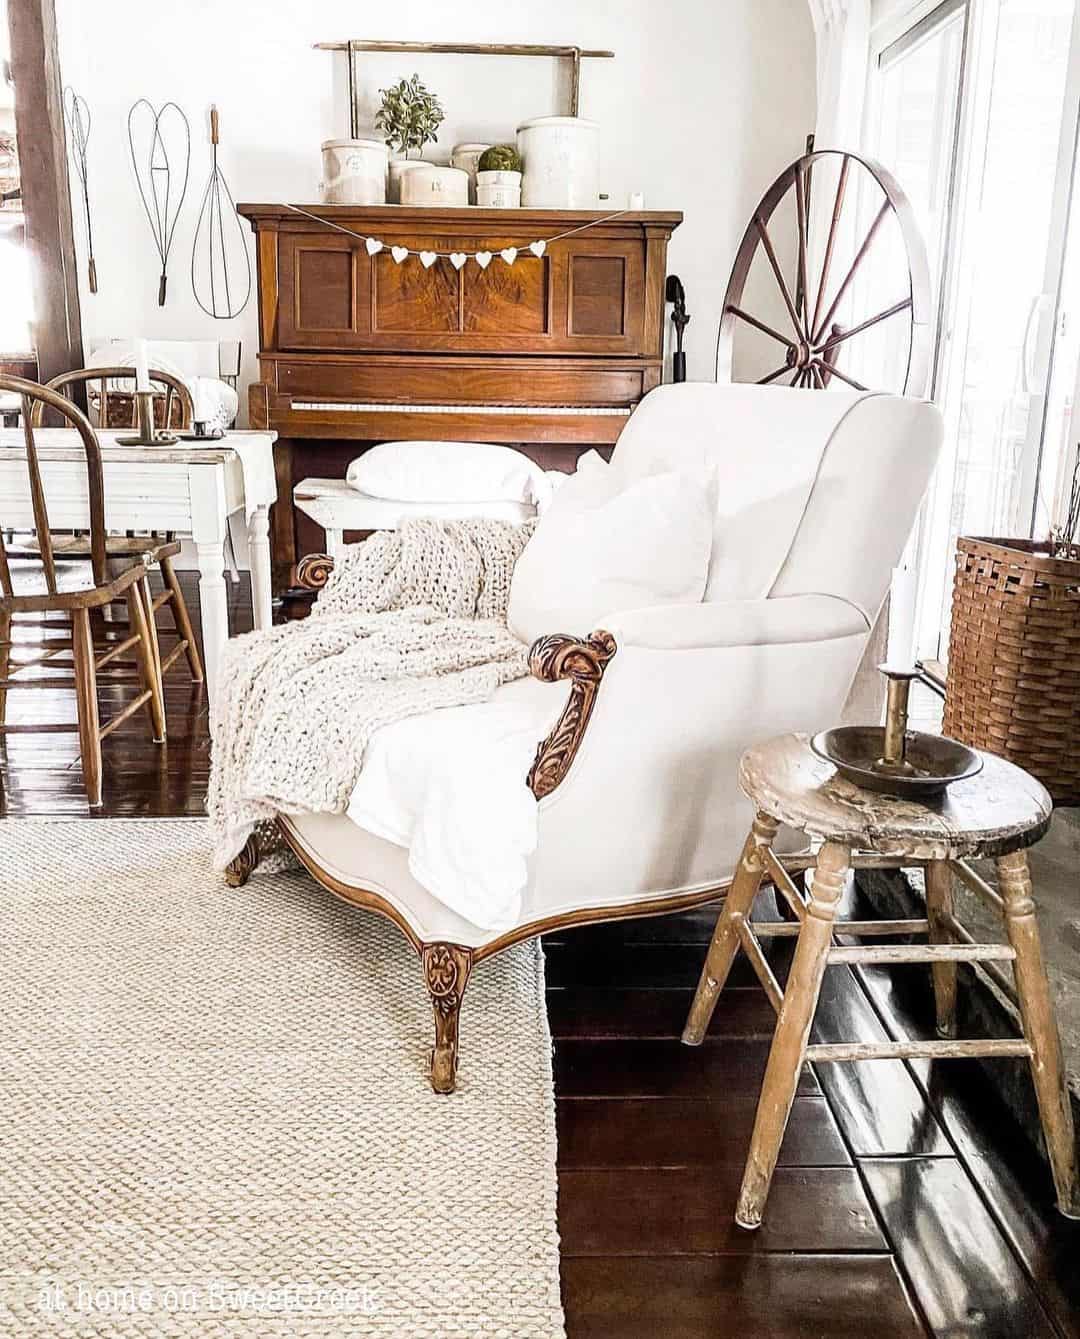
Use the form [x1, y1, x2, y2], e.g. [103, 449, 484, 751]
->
[208, 518, 535, 871]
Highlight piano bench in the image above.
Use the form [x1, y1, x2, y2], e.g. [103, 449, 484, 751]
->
[293, 476, 538, 557]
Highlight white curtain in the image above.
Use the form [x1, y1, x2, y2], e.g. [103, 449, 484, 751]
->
[807, 0, 872, 151]
[806, 0, 900, 714]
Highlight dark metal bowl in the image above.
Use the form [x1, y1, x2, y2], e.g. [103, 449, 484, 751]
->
[810, 726, 983, 798]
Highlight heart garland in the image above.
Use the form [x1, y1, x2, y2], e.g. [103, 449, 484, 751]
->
[288, 201, 631, 271]
[365, 242, 542, 269]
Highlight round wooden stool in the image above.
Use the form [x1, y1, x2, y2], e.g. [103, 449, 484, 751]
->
[683, 732, 1078, 1230]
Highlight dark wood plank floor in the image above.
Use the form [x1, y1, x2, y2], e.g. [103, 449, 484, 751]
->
[2, 571, 1078, 1339]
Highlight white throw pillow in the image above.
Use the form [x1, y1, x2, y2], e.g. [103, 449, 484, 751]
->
[345, 441, 552, 507]
[507, 451, 713, 645]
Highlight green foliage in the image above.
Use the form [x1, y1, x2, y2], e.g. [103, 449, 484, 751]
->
[375, 74, 445, 159]
[478, 144, 522, 174]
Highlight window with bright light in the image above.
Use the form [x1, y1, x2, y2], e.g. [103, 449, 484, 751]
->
[0, 0, 34, 355]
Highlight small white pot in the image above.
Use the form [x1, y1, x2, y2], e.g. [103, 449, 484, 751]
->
[388, 158, 427, 203]
[517, 116, 600, 209]
[476, 171, 522, 208]
[399, 164, 470, 207]
[450, 142, 492, 203]
[320, 138, 388, 205]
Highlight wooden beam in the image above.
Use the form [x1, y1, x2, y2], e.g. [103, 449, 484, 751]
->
[7, 0, 83, 379]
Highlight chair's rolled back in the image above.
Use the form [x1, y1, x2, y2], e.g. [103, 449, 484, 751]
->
[770, 394, 944, 622]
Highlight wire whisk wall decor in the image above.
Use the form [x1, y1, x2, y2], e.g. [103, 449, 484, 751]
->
[63, 86, 98, 293]
[127, 98, 191, 306]
[191, 105, 251, 320]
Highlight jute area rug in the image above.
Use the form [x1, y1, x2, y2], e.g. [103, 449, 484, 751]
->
[0, 819, 564, 1337]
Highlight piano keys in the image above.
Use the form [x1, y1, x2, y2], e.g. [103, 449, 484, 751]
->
[238, 204, 683, 572]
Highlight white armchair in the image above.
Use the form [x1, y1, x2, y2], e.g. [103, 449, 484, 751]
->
[228, 383, 944, 1092]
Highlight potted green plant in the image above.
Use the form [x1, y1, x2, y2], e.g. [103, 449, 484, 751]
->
[376, 74, 452, 202]
[476, 144, 522, 208]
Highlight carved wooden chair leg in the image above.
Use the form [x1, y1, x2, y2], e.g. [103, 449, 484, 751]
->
[160, 554, 205, 682]
[0, 607, 9, 729]
[225, 833, 261, 887]
[925, 860, 958, 1039]
[683, 811, 780, 1045]
[422, 943, 473, 1095]
[735, 839, 851, 1230]
[126, 580, 166, 743]
[71, 608, 103, 808]
[997, 850, 1080, 1218]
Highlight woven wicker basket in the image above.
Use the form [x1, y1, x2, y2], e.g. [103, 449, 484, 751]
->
[943, 536, 1080, 805]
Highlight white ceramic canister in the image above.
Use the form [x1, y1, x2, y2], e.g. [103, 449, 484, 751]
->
[320, 139, 388, 205]
[517, 116, 599, 209]
[476, 170, 522, 208]
[387, 158, 428, 203]
[450, 142, 492, 203]
[399, 164, 470, 207]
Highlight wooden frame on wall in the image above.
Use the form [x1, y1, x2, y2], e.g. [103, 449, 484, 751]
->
[6, 0, 83, 380]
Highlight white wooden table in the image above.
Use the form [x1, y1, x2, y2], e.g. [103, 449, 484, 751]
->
[0, 428, 277, 697]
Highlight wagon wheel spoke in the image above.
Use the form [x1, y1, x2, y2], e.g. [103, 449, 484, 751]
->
[812, 200, 891, 345]
[809, 362, 827, 389]
[819, 361, 868, 392]
[757, 365, 793, 385]
[795, 161, 811, 332]
[817, 297, 913, 352]
[811, 154, 851, 339]
[788, 368, 804, 387]
[754, 214, 805, 338]
[727, 305, 797, 350]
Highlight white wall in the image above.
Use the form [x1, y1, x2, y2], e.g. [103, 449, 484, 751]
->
[54, 0, 816, 394]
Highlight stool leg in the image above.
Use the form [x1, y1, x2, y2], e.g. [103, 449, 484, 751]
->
[997, 850, 1079, 1218]
[735, 839, 850, 1230]
[925, 860, 958, 1039]
[682, 811, 780, 1046]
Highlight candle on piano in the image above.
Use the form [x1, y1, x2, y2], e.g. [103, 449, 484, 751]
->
[134, 339, 151, 393]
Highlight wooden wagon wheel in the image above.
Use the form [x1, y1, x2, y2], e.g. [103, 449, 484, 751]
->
[717, 149, 931, 396]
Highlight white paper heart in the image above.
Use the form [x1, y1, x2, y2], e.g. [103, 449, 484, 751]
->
[391, 245, 409, 264]
[419, 250, 438, 269]
[474, 251, 492, 270]
[500, 247, 518, 266]
[365, 237, 383, 256]
[449, 252, 468, 271]
[528, 239, 546, 258]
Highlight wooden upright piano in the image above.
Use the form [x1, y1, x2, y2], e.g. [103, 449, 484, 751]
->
[238, 204, 682, 572]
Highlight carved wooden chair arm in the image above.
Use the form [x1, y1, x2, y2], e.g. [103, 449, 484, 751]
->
[293, 553, 335, 591]
[526, 631, 617, 799]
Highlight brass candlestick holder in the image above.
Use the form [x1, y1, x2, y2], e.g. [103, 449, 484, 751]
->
[811, 663, 982, 798]
[115, 390, 178, 446]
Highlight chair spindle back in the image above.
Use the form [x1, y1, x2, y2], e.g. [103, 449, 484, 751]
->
[33, 367, 194, 433]
[0, 374, 109, 596]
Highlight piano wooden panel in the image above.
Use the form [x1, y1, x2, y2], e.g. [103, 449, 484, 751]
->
[239, 204, 682, 575]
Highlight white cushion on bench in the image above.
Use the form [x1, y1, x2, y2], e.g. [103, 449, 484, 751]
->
[345, 440, 553, 506]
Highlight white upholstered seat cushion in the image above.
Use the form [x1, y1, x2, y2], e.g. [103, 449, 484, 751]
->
[346, 676, 567, 933]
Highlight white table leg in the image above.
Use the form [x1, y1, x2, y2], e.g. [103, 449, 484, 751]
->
[196, 541, 229, 702]
[326, 527, 344, 559]
[247, 505, 273, 631]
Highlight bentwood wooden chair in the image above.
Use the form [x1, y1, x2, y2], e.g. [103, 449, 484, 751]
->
[30, 366, 204, 684]
[0, 374, 167, 807]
